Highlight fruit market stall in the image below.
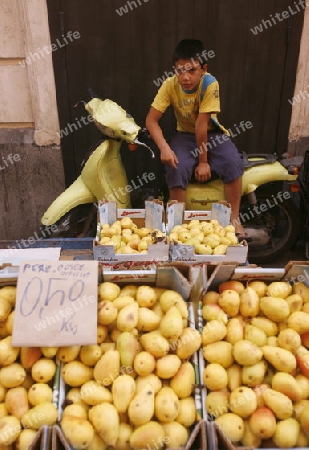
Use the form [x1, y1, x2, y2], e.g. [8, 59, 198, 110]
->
[1, 218, 309, 449]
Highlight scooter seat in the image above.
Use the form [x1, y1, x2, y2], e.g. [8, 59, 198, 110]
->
[241, 152, 277, 168]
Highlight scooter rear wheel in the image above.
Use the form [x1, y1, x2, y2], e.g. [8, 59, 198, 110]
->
[240, 188, 301, 264]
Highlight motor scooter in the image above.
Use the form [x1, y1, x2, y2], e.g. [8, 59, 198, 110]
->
[41, 94, 302, 263]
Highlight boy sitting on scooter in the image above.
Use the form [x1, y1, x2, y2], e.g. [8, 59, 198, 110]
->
[145, 38, 249, 239]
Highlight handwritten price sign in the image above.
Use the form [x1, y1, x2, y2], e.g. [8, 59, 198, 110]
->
[12, 261, 98, 347]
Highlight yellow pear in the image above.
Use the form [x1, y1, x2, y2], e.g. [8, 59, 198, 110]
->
[140, 331, 170, 358]
[159, 306, 183, 341]
[241, 420, 261, 448]
[272, 372, 302, 402]
[233, 339, 263, 366]
[89, 403, 119, 447]
[276, 328, 301, 353]
[262, 346, 296, 373]
[128, 384, 155, 426]
[154, 387, 179, 422]
[266, 281, 292, 298]
[130, 422, 166, 450]
[293, 281, 309, 302]
[203, 363, 228, 391]
[136, 286, 157, 308]
[248, 407, 276, 439]
[117, 302, 139, 332]
[60, 416, 94, 449]
[175, 327, 202, 360]
[244, 324, 267, 347]
[161, 421, 189, 448]
[239, 287, 260, 317]
[215, 413, 244, 443]
[218, 289, 240, 317]
[112, 374, 135, 413]
[226, 317, 244, 344]
[206, 391, 230, 419]
[251, 317, 278, 336]
[227, 364, 242, 392]
[259, 296, 290, 322]
[247, 280, 267, 297]
[116, 331, 139, 368]
[170, 361, 195, 398]
[229, 387, 257, 418]
[93, 349, 120, 386]
[242, 360, 267, 387]
[177, 396, 197, 427]
[273, 418, 300, 448]
[262, 388, 293, 420]
[137, 307, 160, 331]
[115, 423, 133, 450]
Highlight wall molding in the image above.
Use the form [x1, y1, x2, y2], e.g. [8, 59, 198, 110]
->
[16, 0, 60, 146]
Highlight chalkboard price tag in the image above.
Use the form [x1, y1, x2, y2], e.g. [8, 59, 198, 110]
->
[12, 260, 98, 347]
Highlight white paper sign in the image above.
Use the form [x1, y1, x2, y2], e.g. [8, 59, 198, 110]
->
[12, 260, 98, 347]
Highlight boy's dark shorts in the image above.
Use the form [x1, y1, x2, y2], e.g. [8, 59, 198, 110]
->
[165, 131, 244, 189]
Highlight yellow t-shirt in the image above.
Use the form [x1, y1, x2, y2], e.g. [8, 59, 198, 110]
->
[151, 73, 228, 134]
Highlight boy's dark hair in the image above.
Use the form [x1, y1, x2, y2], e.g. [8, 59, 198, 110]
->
[173, 39, 206, 64]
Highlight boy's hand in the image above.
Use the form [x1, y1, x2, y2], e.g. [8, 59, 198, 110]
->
[160, 146, 179, 169]
[195, 162, 211, 182]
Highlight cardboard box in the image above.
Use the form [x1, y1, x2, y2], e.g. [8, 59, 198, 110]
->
[0, 248, 62, 285]
[52, 421, 207, 450]
[29, 426, 52, 450]
[56, 265, 207, 450]
[200, 261, 309, 450]
[166, 202, 248, 265]
[1, 263, 206, 449]
[93, 201, 169, 269]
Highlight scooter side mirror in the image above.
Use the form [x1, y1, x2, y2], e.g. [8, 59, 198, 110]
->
[73, 89, 101, 108]
[133, 138, 155, 159]
[133, 128, 155, 158]
[87, 88, 98, 101]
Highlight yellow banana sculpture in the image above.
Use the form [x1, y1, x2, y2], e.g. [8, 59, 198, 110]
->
[41, 99, 141, 226]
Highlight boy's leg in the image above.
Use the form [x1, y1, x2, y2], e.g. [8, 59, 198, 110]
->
[169, 187, 186, 202]
[166, 132, 198, 202]
[207, 133, 246, 235]
[224, 177, 245, 234]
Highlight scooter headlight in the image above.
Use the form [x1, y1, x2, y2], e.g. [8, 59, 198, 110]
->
[85, 98, 140, 142]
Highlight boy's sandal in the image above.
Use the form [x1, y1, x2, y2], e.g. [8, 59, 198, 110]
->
[235, 233, 253, 243]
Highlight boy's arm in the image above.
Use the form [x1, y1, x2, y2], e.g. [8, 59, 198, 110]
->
[194, 112, 212, 182]
[145, 106, 178, 169]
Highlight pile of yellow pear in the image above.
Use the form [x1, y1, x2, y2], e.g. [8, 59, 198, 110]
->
[0, 286, 60, 449]
[59, 282, 202, 449]
[168, 219, 238, 255]
[202, 279, 309, 448]
[99, 217, 165, 254]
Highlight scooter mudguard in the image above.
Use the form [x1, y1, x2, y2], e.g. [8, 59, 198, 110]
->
[241, 161, 297, 193]
[186, 161, 297, 210]
[81, 139, 131, 207]
[41, 176, 96, 225]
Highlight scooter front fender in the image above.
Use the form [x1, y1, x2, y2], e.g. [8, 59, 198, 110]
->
[41, 138, 131, 225]
[41, 176, 96, 225]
